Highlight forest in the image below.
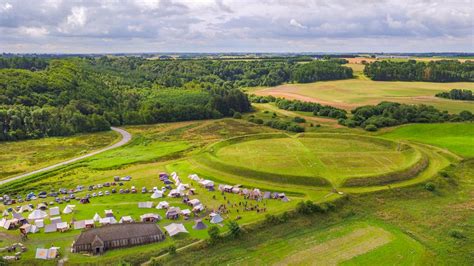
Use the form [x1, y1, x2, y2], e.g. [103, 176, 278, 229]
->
[435, 89, 473, 101]
[339, 102, 474, 131]
[363, 60, 474, 82]
[0, 56, 352, 141]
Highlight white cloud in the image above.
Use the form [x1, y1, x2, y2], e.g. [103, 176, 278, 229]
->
[0, 2, 12, 12]
[289, 19, 307, 29]
[19, 26, 49, 37]
[67, 6, 87, 28]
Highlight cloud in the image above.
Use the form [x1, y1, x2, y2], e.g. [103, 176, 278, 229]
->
[289, 19, 307, 29]
[0, 0, 472, 53]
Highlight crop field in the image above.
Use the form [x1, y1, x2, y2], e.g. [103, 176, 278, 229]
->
[0, 131, 119, 181]
[251, 79, 474, 113]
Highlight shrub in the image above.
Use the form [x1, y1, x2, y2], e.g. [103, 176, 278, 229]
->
[233, 112, 242, 119]
[424, 182, 436, 191]
[293, 116, 306, 123]
[449, 229, 465, 239]
[440, 171, 450, 178]
[227, 221, 242, 239]
[167, 245, 177, 255]
[207, 226, 220, 244]
[365, 124, 378, 131]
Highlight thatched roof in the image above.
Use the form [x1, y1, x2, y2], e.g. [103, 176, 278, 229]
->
[74, 223, 164, 246]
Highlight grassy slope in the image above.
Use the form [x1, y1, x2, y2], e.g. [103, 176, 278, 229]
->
[251, 78, 474, 113]
[381, 123, 474, 158]
[0, 131, 119, 180]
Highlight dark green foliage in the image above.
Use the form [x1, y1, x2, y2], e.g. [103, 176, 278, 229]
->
[339, 101, 472, 130]
[291, 61, 353, 83]
[449, 229, 465, 239]
[227, 221, 242, 239]
[424, 182, 436, 191]
[264, 120, 305, 132]
[365, 124, 378, 131]
[208, 226, 221, 244]
[293, 116, 306, 123]
[248, 95, 277, 103]
[275, 98, 347, 119]
[364, 60, 474, 82]
[167, 245, 177, 255]
[296, 200, 330, 215]
[436, 89, 474, 101]
[0, 56, 48, 70]
[233, 112, 242, 119]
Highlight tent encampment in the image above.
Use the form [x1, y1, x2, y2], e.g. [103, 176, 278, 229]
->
[28, 210, 48, 220]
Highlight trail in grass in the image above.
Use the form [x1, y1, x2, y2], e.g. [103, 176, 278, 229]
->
[0, 127, 131, 185]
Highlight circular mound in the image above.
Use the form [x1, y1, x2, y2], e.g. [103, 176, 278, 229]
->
[201, 134, 425, 187]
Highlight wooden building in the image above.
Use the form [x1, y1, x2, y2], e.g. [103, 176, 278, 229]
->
[72, 223, 165, 254]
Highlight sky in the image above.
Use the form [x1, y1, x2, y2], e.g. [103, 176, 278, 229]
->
[0, 0, 473, 53]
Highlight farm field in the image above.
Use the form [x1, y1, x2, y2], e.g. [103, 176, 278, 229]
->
[0, 131, 119, 181]
[251, 79, 474, 113]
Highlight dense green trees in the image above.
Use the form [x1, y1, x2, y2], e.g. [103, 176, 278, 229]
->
[339, 102, 473, 131]
[364, 60, 474, 82]
[0, 57, 48, 70]
[436, 89, 473, 101]
[291, 61, 352, 83]
[274, 99, 347, 119]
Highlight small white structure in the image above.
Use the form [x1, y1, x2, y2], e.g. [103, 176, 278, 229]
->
[28, 210, 48, 220]
[44, 224, 57, 233]
[164, 223, 188, 237]
[188, 199, 201, 207]
[56, 222, 69, 232]
[176, 183, 188, 192]
[188, 174, 200, 181]
[151, 190, 163, 199]
[167, 189, 181, 198]
[192, 204, 205, 212]
[181, 209, 191, 216]
[35, 247, 59, 260]
[73, 220, 86, 230]
[138, 202, 153, 209]
[2, 210, 9, 217]
[99, 217, 117, 225]
[62, 205, 74, 214]
[19, 205, 33, 213]
[210, 213, 224, 224]
[35, 219, 44, 228]
[20, 223, 38, 234]
[156, 201, 170, 209]
[49, 207, 60, 216]
[104, 210, 114, 218]
[199, 179, 214, 189]
[119, 216, 134, 223]
[93, 213, 101, 222]
[50, 216, 62, 224]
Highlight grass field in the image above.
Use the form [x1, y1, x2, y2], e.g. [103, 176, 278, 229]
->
[0, 131, 119, 181]
[251, 79, 474, 113]
[202, 134, 422, 187]
[381, 123, 474, 158]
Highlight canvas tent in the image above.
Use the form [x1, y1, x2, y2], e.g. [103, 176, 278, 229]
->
[20, 224, 39, 234]
[150, 190, 163, 199]
[104, 210, 114, 217]
[49, 207, 60, 216]
[140, 213, 161, 223]
[138, 202, 153, 208]
[73, 220, 86, 230]
[188, 199, 201, 207]
[156, 201, 169, 209]
[188, 174, 200, 181]
[193, 219, 207, 230]
[44, 224, 57, 233]
[99, 217, 117, 225]
[35, 247, 59, 260]
[19, 205, 33, 213]
[2, 210, 8, 217]
[164, 223, 188, 237]
[181, 209, 191, 216]
[119, 216, 134, 223]
[28, 210, 48, 220]
[63, 205, 75, 214]
[35, 219, 44, 228]
[56, 222, 69, 232]
[50, 216, 62, 224]
[0, 218, 6, 228]
[281, 196, 290, 202]
[210, 213, 224, 224]
[93, 213, 101, 222]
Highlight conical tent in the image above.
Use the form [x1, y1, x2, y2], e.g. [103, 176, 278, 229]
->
[2, 210, 8, 217]
[28, 210, 48, 220]
[210, 214, 224, 224]
[93, 213, 101, 222]
[63, 206, 73, 214]
[193, 219, 207, 230]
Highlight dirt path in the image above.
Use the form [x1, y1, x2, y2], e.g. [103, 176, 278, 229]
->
[0, 127, 131, 186]
[275, 226, 393, 266]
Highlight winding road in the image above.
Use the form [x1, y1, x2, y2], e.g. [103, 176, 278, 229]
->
[0, 127, 131, 186]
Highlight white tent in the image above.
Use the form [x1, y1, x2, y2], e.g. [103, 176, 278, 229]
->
[119, 216, 134, 223]
[99, 217, 117, 225]
[28, 210, 48, 220]
[56, 222, 69, 231]
[12, 211, 24, 220]
[2, 219, 12, 230]
[167, 189, 181, 197]
[29, 224, 39, 233]
[19, 205, 33, 213]
[93, 213, 101, 222]
[151, 190, 163, 199]
[35, 247, 59, 259]
[35, 219, 44, 228]
[181, 209, 191, 216]
[63, 205, 75, 214]
[104, 210, 114, 217]
[44, 224, 57, 233]
[164, 223, 188, 237]
[73, 220, 86, 230]
[50, 216, 62, 224]
[192, 204, 205, 212]
[176, 183, 188, 192]
[188, 199, 201, 207]
[49, 207, 60, 216]
[0, 218, 6, 228]
[199, 180, 214, 188]
[138, 202, 153, 208]
[156, 201, 169, 209]
[210, 213, 224, 224]
[2, 210, 8, 217]
[21, 224, 39, 234]
[188, 174, 200, 181]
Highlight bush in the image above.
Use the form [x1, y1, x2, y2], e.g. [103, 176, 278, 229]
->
[227, 221, 242, 239]
[440, 171, 450, 178]
[293, 116, 306, 123]
[167, 245, 177, 255]
[449, 229, 465, 239]
[207, 226, 220, 244]
[233, 112, 242, 119]
[424, 182, 436, 191]
[365, 124, 378, 131]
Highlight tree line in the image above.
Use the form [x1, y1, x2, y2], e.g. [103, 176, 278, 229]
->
[338, 102, 474, 131]
[0, 56, 351, 141]
[364, 60, 474, 82]
[435, 89, 473, 101]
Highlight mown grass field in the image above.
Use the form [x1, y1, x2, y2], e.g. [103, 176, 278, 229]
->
[251, 79, 474, 113]
[381, 123, 474, 158]
[0, 131, 119, 181]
